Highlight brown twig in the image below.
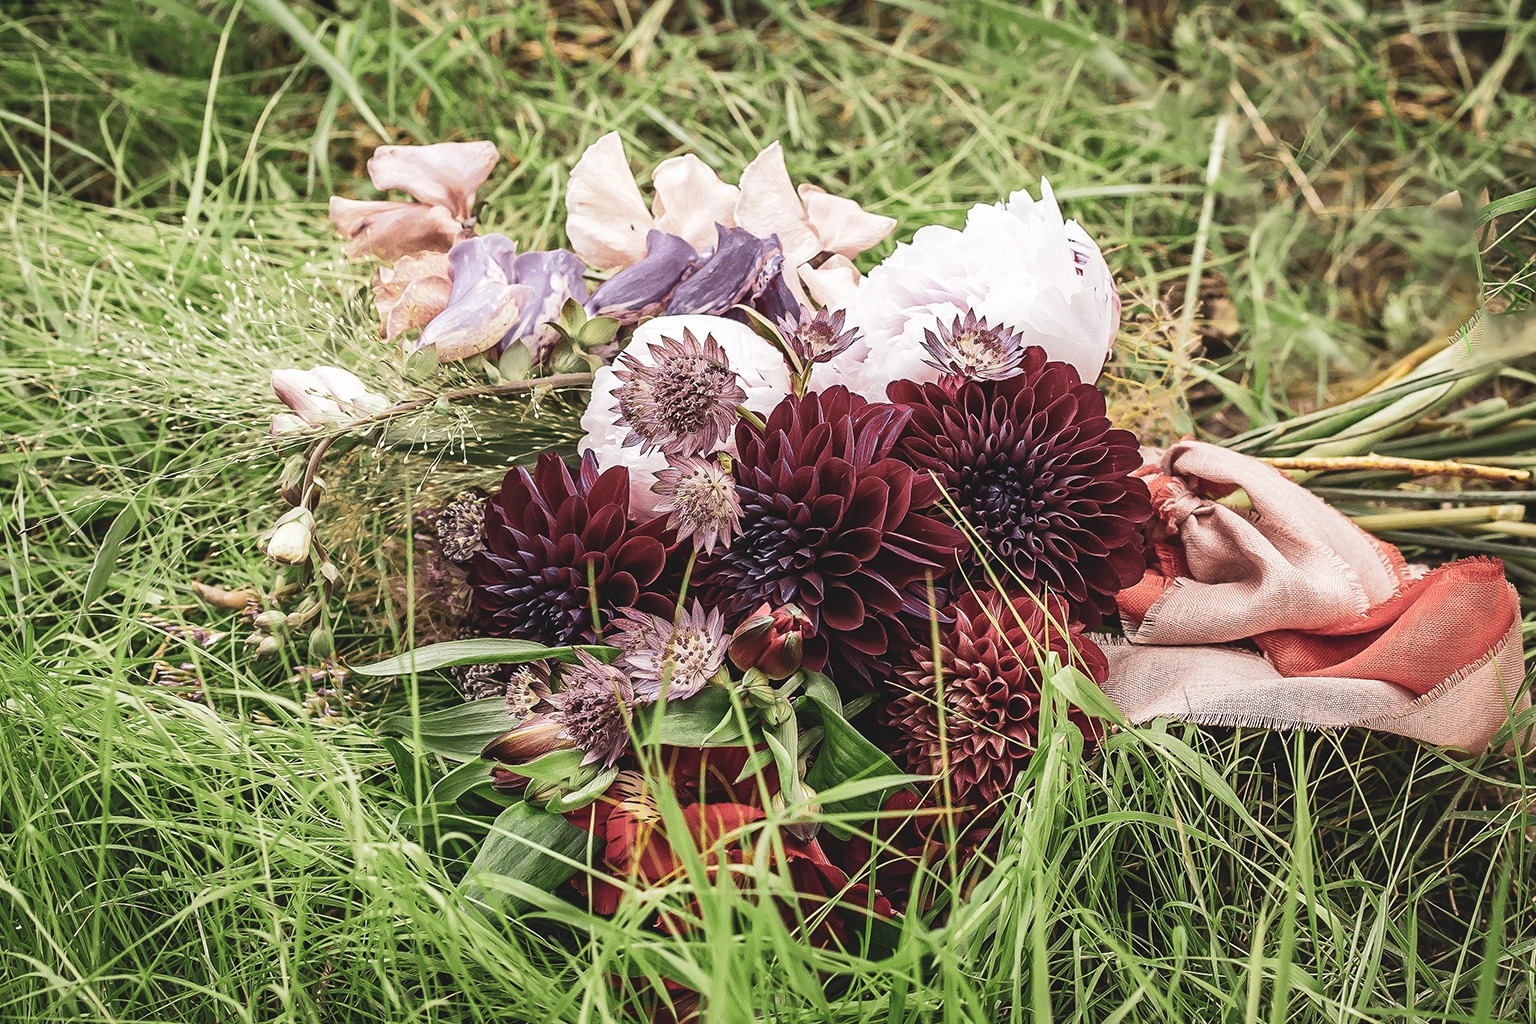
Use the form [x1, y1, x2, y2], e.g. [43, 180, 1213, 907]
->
[1262, 454, 1531, 483]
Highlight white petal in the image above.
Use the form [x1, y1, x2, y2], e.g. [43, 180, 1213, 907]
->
[799, 254, 862, 310]
[734, 142, 820, 266]
[271, 368, 343, 425]
[310, 366, 370, 405]
[798, 185, 896, 259]
[565, 132, 653, 271]
[650, 154, 740, 254]
[367, 141, 499, 220]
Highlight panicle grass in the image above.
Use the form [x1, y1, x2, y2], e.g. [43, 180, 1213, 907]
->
[3, 1, 1536, 1021]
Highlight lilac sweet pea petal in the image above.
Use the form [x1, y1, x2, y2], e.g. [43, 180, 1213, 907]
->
[586, 230, 700, 325]
[418, 235, 530, 361]
[665, 225, 779, 317]
[498, 249, 589, 357]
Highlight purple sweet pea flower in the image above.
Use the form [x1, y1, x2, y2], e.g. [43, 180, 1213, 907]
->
[501, 249, 589, 358]
[418, 235, 531, 362]
[665, 225, 782, 317]
[586, 230, 700, 325]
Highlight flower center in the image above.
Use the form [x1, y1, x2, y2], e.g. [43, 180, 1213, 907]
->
[961, 463, 1052, 561]
[651, 359, 737, 437]
[673, 469, 737, 525]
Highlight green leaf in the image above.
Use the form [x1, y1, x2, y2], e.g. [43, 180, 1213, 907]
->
[641, 686, 749, 747]
[1045, 665, 1128, 726]
[245, 0, 391, 141]
[798, 695, 906, 837]
[379, 698, 518, 762]
[403, 344, 440, 383]
[83, 502, 138, 609]
[497, 342, 533, 382]
[353, 639, 617, 676]
[576, 316, 621, 349]
[799, 671, 842, 719]
[509, 748, 589, 784]
[543, 766, 618, 813]
[428, 757, 498, 805]
[463, 802, 592, 916]
[1477, 185, 1536, 226]
[734, 747, 775, 782]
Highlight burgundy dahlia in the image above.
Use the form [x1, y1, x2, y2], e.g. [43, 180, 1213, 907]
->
[889, 347, 1152, 627]
[695, 386, 966, 684]
[467, 452, 674, 645]
[883, 590, 1107, 805]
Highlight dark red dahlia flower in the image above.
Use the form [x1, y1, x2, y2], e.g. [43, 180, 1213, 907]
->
[695, 386, 966, 684]
[883, 590, 1107, 805]
[467, 451, 674, 645]
[888, 348, 1152, 627]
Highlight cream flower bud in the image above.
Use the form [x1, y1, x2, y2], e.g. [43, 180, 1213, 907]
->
[265, 509, 315, 565]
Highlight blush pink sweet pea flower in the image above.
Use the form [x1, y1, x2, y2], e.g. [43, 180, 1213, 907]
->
[329, 141, 499, 262]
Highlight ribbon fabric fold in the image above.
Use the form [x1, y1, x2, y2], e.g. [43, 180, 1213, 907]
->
[1105, 441, 1529, 753]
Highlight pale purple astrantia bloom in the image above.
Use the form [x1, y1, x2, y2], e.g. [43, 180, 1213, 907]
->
[613, 327, 747, 457]
[578, 315, 792, 518]
[614, 601, 727, 702]
[586, 230, 700, 325]
[547, 650, 637, 769]
[812, 178, 1121, 400]
[778, 307, 861, 367]
[652, 455, 741, 556]
[919, 309, 1028, 381]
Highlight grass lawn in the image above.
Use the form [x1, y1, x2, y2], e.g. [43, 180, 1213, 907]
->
[3, 1, 1535, 1020]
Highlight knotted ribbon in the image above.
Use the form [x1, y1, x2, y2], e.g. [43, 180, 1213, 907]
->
[1104, 441, 1529, 753]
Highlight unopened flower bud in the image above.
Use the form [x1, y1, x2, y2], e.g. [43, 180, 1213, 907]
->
[254, 635, 281, 659]
[773, 784, 823, 842]
[254, 609, 288, 632]
[481, 713, 573, 764]
[308, 625, 335, 661]
[524, 777, 567, 805]
[270, 413, 312, 436]
[728, 603, 812, 680]
[265, 509, 315, 565]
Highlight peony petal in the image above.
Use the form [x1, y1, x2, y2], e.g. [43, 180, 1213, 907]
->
[799, 185, 896, 260]
[503, 248, 589, 357]
[366, 140, 499, 221]
[586, 229, 700, 324]
[565, 131, 654, 271]
[650, 153, 740, 254]
[734, 142, 821, 267]
[271, 368, 343, 425]
[418, 235, 530, 361]
[799, 254, 862, 309]
[329, 197, 466, 262]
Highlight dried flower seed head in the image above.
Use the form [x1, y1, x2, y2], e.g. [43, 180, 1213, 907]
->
[613, 327, 747, 457]
[652, 455, 743, 555]
[919, 309, 1028, 381]
[614, 601, 728, 701]
[547, 650, 638, 768]
[781, 307, 861, 366]
[459, 660, 551, 720]
[434, 488, 490, 564]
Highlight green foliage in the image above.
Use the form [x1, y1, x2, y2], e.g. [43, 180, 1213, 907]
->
[2, 1, 1536, 1021]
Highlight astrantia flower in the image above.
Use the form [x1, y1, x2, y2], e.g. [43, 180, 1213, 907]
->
[814, 179, 1120, 400]
[883, 590, 1107, 804]
[919, 310, 1027, 381]
[652, 455, 742, 555]
[579, 315, 793, 518]
[889, 348, 1153, 628]
[460, 661, 551, 719]
[612, 601, 727, 701]
[547, 650, 638, 768]
[781, 307, 861, 366]
[614, 327, 747, 456]
[695, 387, 966, 684]
[467, 452, 674, 645]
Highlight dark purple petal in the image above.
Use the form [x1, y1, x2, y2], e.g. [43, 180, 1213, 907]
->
[586, 230, 700, 325]
[665, 225, 777, 317]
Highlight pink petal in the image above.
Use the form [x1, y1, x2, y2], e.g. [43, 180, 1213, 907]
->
[650, 153, 740, 255]
[798, 185, 896, 260]
[367, 141, 499, 220]
[329, 197, 466, 261]
[565, 132, 653, 271]
[383, 276, 453, 341]
[372, 252, 453, 339]
[734, 142, 821, 267]
[799, 254, 862, 309]
[271, 369, 343, 425]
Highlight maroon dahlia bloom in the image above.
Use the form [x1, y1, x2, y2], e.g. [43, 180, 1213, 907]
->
[695, 386, 966, 684]
[888, 347, 1152, 627]
[883, 590, 1107, 805]
[467, 452, 674, 645]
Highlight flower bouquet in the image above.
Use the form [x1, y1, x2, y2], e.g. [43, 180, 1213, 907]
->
[250, 134, 1532, 949]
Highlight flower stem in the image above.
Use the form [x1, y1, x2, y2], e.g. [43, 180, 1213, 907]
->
[586, 558, 603, 642]
[736, 405, 767, 432]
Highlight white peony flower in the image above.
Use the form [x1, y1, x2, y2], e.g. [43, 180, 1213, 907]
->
[578, 315, 792, 519]
[811, 179, 1120, 400]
